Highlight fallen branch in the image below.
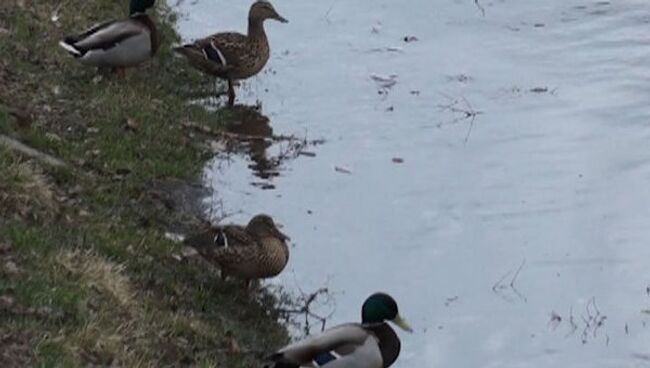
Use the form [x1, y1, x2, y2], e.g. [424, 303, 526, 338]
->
[0, 134, 67, 168]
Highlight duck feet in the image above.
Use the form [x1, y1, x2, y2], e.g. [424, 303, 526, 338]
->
[227, 79, 236, 108]
[114, 67, 126, 78]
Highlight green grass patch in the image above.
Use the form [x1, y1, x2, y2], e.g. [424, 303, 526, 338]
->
[0, 0, 289, 366]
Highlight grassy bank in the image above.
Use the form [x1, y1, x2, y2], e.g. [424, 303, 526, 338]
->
[0, 0, 288, 366]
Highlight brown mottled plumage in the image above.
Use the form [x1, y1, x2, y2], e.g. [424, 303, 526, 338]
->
[184, 214, 290, 284]
[173, 0, 288, 107]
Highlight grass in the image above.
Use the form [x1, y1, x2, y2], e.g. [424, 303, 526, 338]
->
[0, 0, 289, 366]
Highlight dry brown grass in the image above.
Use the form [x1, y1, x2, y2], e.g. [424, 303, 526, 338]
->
[0, 153, 57, 220]
[56, 250, 134, 307]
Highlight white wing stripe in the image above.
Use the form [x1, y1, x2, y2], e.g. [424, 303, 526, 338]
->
[209, 40, 227, 66]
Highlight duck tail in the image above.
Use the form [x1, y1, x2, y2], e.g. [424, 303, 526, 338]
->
[183, 229, 224, 259]
[263, 363, 299, 368]
[58, 38, 82, 57]
[172, 44, 193, 56]
[173, 44, 209, 62]
[263, 353, 299, 368]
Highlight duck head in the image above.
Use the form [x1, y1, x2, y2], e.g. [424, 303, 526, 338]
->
[362, 292, 413, 332]
[249, 0, 288, 24]
[246, 214, 290, 241]
[130, 0, 155, 15]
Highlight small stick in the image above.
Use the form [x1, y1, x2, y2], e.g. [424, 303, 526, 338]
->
[474, 0, 485, 16]
[0, 134, 67, 168]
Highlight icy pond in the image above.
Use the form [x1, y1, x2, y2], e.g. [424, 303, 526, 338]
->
[172, 0, 650, 366]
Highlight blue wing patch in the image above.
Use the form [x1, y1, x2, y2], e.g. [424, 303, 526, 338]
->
[202, 42, 226, 66]
[313, 351, 337, 366]
[203, 45, 222, 64]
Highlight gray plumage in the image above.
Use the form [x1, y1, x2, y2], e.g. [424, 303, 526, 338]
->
[266, 293, 412, 368]
[59, 14, 159, 69]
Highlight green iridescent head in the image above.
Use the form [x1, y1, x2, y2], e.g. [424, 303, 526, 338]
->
[129, 0, 155, 15]
[361, 292, 413, 332]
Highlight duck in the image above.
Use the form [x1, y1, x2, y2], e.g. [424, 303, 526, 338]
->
[183, 214, 290, 286]
[265, 292, 413, 368]
[58, 0, 159, 76]
[173, 0, 288, 107]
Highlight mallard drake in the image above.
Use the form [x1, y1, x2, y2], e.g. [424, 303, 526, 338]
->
[58, 0, 159, 76]
[266, 292, 413, 368]
[183, 214, 290, 285]
[173, 0, 288, 107]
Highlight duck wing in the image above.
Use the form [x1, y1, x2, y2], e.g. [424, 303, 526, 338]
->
[268, 323, 383, 368]
[174, 32, 249, 75]
[205, 32, 251, 68]
[184, 224, 258, 259]
[60, 18, 145, 55]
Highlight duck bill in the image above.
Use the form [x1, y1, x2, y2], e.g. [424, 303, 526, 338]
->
[277, 230, 290, 241]
[274, 224, 291, 241]
[274, 14, 288, 23]
[391, 314, 413, 333]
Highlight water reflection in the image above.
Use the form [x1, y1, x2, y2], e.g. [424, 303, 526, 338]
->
[223, 105, 276, 182]
[211, 105, 322, 189]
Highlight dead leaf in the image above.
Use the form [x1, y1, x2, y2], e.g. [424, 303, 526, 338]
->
[529, 87, 549, 93]
[229, 337, 241, 354]
[0, 242, 12, 254]
[4, 261, 19, 275]
[334, 166, 352, 174]
[45, 132, 62, 142]
[298, 151, 316, 157]
[370, 73, 398, 89]
[181, 246, 198, 257]
[126, 118, 139, 131]
[0, 295, 15, 309]
[8, 107, 32, 130]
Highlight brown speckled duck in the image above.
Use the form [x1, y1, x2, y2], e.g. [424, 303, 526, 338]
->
[173, 0, 287, 107]
[58, 0, 159, 76]
[184, 214, 290, 285]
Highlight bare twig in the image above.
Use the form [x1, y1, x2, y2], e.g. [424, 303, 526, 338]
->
[323, 0, 337, 23]
[0, 134, 67, 168]
[565, 305, 578, 338]
[474, 0, 485, 16]
[492, 259, 527, 303]
[491, 271, 512, 293]
[435, 94, 483, 143]
[559, 298, 607, 344]
[274, 285, 337, 336]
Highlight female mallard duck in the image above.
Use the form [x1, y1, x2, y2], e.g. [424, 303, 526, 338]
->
[183, 214, 290, 285]
[266, 293, 413, 368]
[173, 0, 288, 107]
[58, 0, 159, 76]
